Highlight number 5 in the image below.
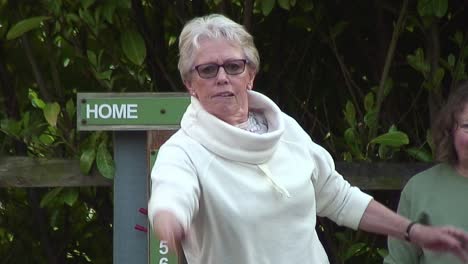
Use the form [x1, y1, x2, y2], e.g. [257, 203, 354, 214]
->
[159, 241, 169, 255]
[159, 257, 168, 264]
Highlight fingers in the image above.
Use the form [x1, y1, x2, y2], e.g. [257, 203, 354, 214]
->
[445, 227, 468, 247]
[153, 211, 185, 254]
[447, 240, 468, 263]
[440, 227, 468, 263]
[414, 225, 468, 262]
[159, 225, 184, 252]
[451, 246, 468, 263]
[166, 224, 185, 253]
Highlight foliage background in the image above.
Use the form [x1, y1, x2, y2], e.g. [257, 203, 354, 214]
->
[0, 0, 467, 263]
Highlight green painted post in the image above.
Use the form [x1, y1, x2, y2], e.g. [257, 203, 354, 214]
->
[76, 93, 189, 264]
[150, 232, 179, 264]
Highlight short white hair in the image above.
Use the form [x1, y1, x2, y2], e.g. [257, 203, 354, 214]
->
[178, 14, 260, 82]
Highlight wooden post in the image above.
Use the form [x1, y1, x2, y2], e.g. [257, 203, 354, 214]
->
[113, 131, 148, 264]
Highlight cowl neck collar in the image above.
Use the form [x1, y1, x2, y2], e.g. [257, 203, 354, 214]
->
[180, 90, 284, 164]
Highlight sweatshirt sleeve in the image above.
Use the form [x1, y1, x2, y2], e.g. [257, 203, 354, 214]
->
[384, 182, 421, 264]
[310, 143, 373, 230]
[147, 143, 200, 232]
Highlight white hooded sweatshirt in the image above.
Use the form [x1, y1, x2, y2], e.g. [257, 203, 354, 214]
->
[148, 90, 372, 264]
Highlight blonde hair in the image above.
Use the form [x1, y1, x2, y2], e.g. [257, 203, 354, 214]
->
[177, 14, 260, 82]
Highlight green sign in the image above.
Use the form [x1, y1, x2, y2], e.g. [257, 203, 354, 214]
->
[77, 93, 190, 131]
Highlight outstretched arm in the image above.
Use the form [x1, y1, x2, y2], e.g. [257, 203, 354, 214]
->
[148, 143, 200, 254]
[359, 199, 468, 262]
[153, 210, 185, 254]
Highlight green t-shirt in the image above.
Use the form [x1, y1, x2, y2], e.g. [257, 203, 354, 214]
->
[384, 163, 468, 264]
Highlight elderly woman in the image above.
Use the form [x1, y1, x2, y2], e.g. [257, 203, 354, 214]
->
[384, 82, 468, 264]
[148, 14, 468, 264]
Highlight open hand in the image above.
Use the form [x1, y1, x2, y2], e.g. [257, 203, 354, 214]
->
[410, 224, 468, 262]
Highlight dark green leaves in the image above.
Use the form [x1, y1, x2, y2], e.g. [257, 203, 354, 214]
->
[40, 187, 63, 207]
[370, 131, 409, 147]
[66, 99, 75, 120]
[343, 242, 367, 260]
[6, 16, 51, 40]
[63, 189, 79, 207]
[96, 141, 115, 179]
[43, 103, 61, 127]
[79, 132, 115, 179]
[28, 89, 46, 109]
[80, 148, 96, 174]
[40, 188, 79, 207]
[120, 30, 146, 65]
[344, 101, 356, 128]
[406, 147, 433, 162]
[417, 0, 448, 18]
[407, 48, 429, 76]
[261, 0, 276, 16]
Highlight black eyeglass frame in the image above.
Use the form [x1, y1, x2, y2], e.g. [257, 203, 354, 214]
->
[191, 59, 249, 79]
[456, 122, 468, 133]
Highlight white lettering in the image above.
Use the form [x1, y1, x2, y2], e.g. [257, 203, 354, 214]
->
[127, 104, 138, 119]
[98, 104, 112, 119]
[159, 241, 168, 254]
[112, 104, 126, 118]
[86, 103, 139, 119]
[86, 104, 98, 119]
[159, 258, 168, 264]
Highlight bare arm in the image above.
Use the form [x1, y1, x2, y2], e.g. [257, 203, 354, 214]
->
[359, 199, 468, 262]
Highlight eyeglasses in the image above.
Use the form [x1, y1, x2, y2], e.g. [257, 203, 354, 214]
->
[192, 59, 248, 79]
[457, 122, 468, 133]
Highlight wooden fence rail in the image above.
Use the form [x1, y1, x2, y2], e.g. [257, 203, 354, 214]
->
[0, 156, 111, 187]
[0, 156, 431, 189]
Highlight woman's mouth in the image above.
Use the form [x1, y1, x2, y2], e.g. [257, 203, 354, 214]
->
[212, 91, 234, 98]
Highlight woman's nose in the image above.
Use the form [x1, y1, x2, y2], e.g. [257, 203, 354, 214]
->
[216, 67, 229, 84]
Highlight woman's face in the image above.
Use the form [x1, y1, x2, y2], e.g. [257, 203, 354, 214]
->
[454, 103, 468, 166]
[184, 38, 255, 125]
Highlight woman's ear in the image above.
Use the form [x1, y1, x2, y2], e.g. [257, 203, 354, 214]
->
[184, 80, 196, 97]
[248, 71, 256, 90]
